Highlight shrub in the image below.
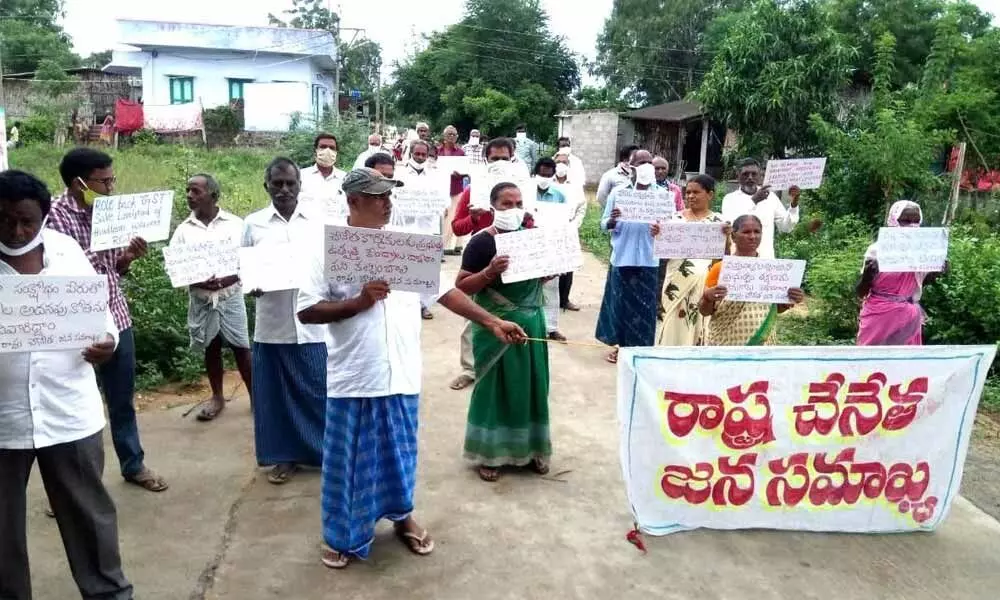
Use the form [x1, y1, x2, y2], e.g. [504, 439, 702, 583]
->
[280, 115, 370, 168]
[20, 114, 57, 145]
[130, 129, 159, 147]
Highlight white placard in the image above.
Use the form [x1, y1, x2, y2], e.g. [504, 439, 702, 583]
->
[718, 256, 805, 303]
[324, 225, 443, 294]
[435, 156, 470, 176]
[762, 158, 827, 190]
[161, 240, 239, 288]
[614, 188, 675, 223]
[0, 275, 109, 353]
[532, 202, 572, 228]
[654, 221, 728, 259]
[469, 173, 535, 211]
[494, 226, 583, 284]
[876, 227, 949, 272]
[394, 176, 451, 218]
[90, 191, 175, 251]
[239, 243, 302, 293]
[619, 345, 997, 536]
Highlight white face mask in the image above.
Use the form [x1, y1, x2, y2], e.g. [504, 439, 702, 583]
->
[555, 163, 570, 178]
[535, 175, 552, 190]
[0, 217, 47, 257]
[560, 146, 572, 155]
[487, 159, 513, 177]
[635, 163, 656, 186]
[469, 136, 480, 146]
[408, 158, 426, 171]
[493, 207, 525, 231]
[516, 132, 527, 141]
[369, 144, 381, 151]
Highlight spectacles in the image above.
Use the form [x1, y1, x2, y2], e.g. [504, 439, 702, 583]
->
[87, 175, 117, 187]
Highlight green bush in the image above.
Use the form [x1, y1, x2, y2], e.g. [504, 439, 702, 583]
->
[20, 114, 57, 145]
[280, 115, 370, 168]
[130, 129, 159, 147]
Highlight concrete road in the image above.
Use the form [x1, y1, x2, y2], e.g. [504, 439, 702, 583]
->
[24, 252, 1000, 600]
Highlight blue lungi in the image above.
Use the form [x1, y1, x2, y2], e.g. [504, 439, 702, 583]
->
[321, 394, 419, 559]
[595, 266, 659, 347]
[251, 342, 327, 467]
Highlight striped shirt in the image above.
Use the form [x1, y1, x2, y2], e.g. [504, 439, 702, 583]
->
[47, 190, 132, 331]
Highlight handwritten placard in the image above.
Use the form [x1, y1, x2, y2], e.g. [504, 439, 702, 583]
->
[654, 221, 728, 259]
[239, 243, 302, 293]
[876, 227, 949, 272]
[162, 240, 239, 288]
[91, 191, 174, 251]
[394, 177, 451, 218]
[0, 275, 108, 353]
[324, 225, 443, 294]
[718, 256, 805, 303]
[614, 188, 675, 223]
[494, 226, 583, 284]
[762, 158, 827, 191]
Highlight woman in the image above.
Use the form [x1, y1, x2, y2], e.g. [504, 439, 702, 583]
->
[657, 174, 729, 346]
[99, 113, 115, 146]
[457, 182, 551, 483]
[701, 214, 804, 345]
[856, 200, 944, 345]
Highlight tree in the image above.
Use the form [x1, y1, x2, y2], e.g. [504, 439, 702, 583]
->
[267, 0, 337, 30]
[389, 0, 579, 138]
[573, 85, 629, 111]
[594, 0, 746, 105]
[80, 50, 112, 69]
[0, 0, 77, 74]
[695, 0, 856, 157]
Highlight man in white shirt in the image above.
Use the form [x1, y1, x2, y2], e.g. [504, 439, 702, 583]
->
[553, 150, 585, 312]
[394, 139, 443, 320]
[401, 121, 432, 163]
[597, 144, 640, 209]
[352, 134, 385, 170]
[555, 136, 586, 184]
[242, 157, 328, 486]
[300, 133, 347, 218]
[0, 170, 133, 600]
[297, 168, 526, 570]
[169, 174, 252, 422]
[720, 158, 801, 259]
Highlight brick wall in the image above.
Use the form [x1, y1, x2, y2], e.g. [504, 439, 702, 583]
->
[558, 110, 624, 186]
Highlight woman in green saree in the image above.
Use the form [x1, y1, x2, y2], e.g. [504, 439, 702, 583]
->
[457, 182, 551, 482]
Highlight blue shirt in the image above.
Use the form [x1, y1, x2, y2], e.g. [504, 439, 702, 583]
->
[537, 187, 566, 204]
[600, 182, 661, 268]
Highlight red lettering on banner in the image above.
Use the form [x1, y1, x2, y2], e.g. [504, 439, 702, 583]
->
[793, 374, 844, 436]
[883, 377, 929, 431]
[791, 374, 930, 439]
[839, 373, 886, 436]
[765, 453, 811, 506]
[662, 381, 774, 450]
[660, 454, 759, 507]
[660, 462, 714, 504]
[712, 454, 758, 507]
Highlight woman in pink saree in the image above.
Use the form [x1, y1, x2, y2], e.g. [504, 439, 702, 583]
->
[856, 200, 945, 345]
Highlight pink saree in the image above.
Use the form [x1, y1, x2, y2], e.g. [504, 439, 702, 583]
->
[857, 272, 924, 345]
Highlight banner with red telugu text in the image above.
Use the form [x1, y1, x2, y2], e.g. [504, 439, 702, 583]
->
[618, 345, 996, 536]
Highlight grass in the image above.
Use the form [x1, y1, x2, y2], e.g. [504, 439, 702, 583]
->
[578, 191, 611, 263]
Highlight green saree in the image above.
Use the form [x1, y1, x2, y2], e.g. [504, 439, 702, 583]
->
[463, 279, 551, 467]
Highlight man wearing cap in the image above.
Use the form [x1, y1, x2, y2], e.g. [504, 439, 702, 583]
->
[297, 168, 528, 569]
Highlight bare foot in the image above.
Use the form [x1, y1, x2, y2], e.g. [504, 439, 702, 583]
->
[196, 396, 226, 421]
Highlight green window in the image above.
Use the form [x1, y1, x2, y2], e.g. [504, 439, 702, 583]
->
[228, 78, 253, 102]
[169, 76, 194, 104]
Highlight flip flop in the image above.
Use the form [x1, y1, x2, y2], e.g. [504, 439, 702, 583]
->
[395, 527, 435, 556]
[268, 464, 298, 485]
[125, 468, 169, 492]
[478, 466, 501, 482]
[449, 374, 475, 390]
[321, 546, 351, 569]
[528, 458, 550, 476]
[196, 398, 226, 422]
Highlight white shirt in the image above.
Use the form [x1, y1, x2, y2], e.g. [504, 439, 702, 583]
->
[597, 166, 631, 209]
[300, 164, 346, 204]
[242, 204, 326, 344]
[353, 146, 388, 170]
[297, 249, 450, 398]
[0, 230, 119, 449]
[170, 208, 243, 246]
[392, 162, 443, 235]
[554, 177, 587, 229]
[720, 189, 800, 259]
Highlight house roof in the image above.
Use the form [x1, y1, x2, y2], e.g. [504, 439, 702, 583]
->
[2, 67, 112, 79]
[623, 101, 704, 122]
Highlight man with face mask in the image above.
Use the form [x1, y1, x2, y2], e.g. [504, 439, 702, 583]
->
[597, 145, 640, 209]
[47, 147, 168, 493]
[720, 158, 800, 259]
[463, 128, 485, 165]
[553, 150, 585, 312]
[513, 124, 538, 173]
[353, 134, 385, 170]
[401, 122, 431, 163]
[532, 158, 569, 342]
[396, 140, 441, 320]
[555, 137, 586, 185]
[301, 133, 346, 215]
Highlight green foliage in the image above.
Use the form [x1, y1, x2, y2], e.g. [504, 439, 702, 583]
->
[268, 0, 338, 29]
[577, 197, 609, 263]
[390, 0, 579, 138]
[203, 104, 245, 146]
[0, 0, 77, 74]
[573, 86, 630, 111]
[129, 129, 160, 147]
[19, 114, 57, 145]
[280, 116, 370, 168]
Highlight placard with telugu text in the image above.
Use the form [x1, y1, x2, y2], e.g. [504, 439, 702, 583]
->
[0, 275, 109, 353]
[323, 225, 443, 294]
[493, 226, 583, 284]
[718, 256, 805, 303]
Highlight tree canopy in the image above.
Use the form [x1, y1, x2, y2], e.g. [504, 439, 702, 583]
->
[389, 0, 579, 138]
[0, 0, 77, 74]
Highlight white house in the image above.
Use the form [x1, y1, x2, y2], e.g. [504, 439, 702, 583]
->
[105, 20, 337, 131]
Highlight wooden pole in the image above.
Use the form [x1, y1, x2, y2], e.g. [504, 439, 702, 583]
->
[943, 142, 966, 225]
[699, 117, 709, 174]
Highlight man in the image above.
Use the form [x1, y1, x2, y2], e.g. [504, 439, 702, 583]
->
[300, 133, 346, 212]
[47, 147, 168, 493]
[296, 167, 527, 569]
[597, 144, 640, 209]
[720, 158, 801, 259]
[352, 134, 385, 170]
[448, 137, 535, 391]
[402, 122, 432, 163]
[364, 151, 396, 178]
[513, 124, 538, 170]
[397, 140, 441, 320]
[553, 150, 584, 312]
[462, 128, 485, 165]
[555, 136, 586, 184]
[168, 174, 252, 421]
[532, 157, 569, 342]
[436, 125, 466, 256]
[242, 157, 328, 485]
[1, 169, 134, 600]
[652, 156, 686, 319]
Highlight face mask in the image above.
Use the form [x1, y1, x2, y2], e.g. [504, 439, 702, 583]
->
[408, 158, 426, 172]
[555, 163, 570, 178]
[76, 178, 101, 206]
[516, 132, 527, 141]
[635, 163, 656, 186]
[487, 159, 513, 177]
[369, 144, 381, 151]
[0, 217, 47, 257]
[560, 146, 572, 155]
[316, 148, 337, 168]
[493, 207, 525, 232]
[469, 136, 480, 146]
[535, 175, 552, 190]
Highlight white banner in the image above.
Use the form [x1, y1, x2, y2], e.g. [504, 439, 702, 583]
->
[0, 275, 109, 353]
[324, 225, 443, 294]
[435, 156, 470, 176]
[161, 240, 239, 288]
[239, 243, 301, 293]
[614, 188, 676, 223]
[494, 226, 583, 284]
[654, 221, 728, 259]
[469, 173, 535, 211]
[393, 176, 451, 218]
[762, 158, 827, 190]
[90, 191, 175, 251]
[718, 256, 805, 303]
[876, 227, 949, 272]
[618, 345, 997, 535]
[532, 202, 572, 228]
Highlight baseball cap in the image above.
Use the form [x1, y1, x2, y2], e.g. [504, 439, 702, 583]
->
[341, 168, 403, 195]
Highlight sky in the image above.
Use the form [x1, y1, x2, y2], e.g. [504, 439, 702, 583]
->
[62, 0, 614, 83]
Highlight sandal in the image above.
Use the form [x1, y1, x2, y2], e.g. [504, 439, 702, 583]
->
[321, 546, 351, 569]
[528, 458, 550, 476]
[125, 468, 169, 493]
[195, 398, 226, 422]
[478, 466, 501, 482]
[267, 463, 298, 485]
[449, 374, 475, 391]
[395, 526, 435, 556]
